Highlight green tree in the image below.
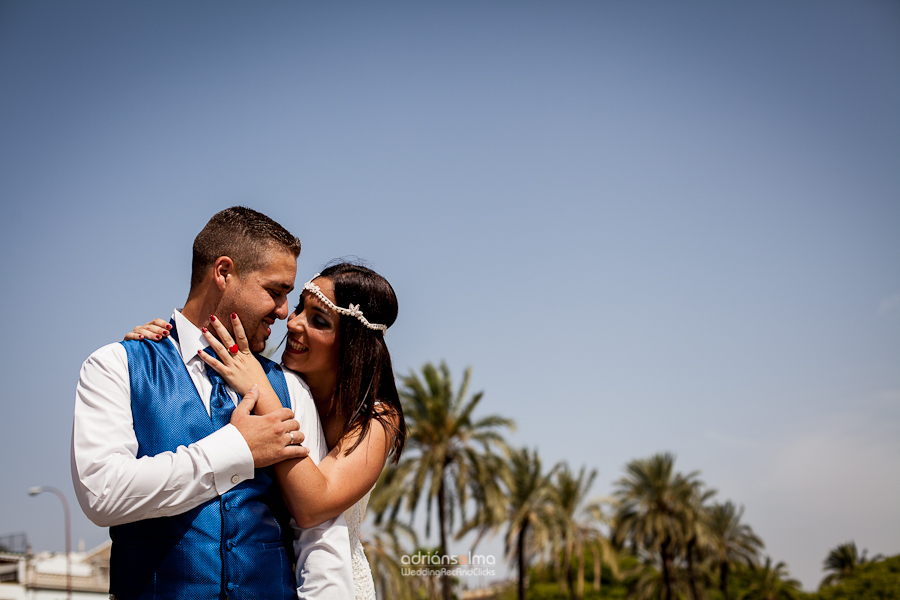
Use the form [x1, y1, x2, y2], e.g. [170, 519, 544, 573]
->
[740, 557, 801, 600]
[706, 501, 763, 600]
[612, 453, 704, 600]
[816, 553, 900, 600]
[373, 362, 514, 600]
[819, 541, 879, 588]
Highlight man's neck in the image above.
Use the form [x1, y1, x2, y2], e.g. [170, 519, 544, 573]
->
[181, 290, 220, 331]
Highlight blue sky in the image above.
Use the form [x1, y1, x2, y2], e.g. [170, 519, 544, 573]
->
[1, 1, 898, 590]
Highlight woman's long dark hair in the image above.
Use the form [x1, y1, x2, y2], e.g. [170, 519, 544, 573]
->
[316, 261, 406, 462]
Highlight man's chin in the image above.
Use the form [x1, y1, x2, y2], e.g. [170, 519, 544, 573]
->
[250, 334, 269, 354]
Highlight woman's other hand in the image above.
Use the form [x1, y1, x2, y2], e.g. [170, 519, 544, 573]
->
[124, 319, 171, 341]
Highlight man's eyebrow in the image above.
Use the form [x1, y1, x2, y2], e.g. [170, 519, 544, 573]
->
[266, 281, 294, 293]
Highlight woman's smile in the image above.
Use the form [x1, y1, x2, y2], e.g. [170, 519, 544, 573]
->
[286, 336, 308, 354]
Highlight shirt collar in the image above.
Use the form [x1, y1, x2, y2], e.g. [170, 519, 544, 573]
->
[172, 309, 210, 367]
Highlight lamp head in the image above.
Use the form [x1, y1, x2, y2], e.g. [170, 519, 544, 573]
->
[27, 487, 43, 496]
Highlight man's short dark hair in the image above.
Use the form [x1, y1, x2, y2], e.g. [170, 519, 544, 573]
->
[190, 206, 302, 290]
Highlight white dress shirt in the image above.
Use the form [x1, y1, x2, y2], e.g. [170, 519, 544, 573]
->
[71, 309, 353, 599]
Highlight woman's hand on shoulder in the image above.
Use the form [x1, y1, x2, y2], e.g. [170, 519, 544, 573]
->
[124, 319, 171, 341]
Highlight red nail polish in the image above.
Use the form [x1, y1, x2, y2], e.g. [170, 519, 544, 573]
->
[210, 315, 216, 322]
[197, 349, 202, 355]
[166, 324, 172, 330]
[156, 334, 161, 339]
[231, 313, 237, 319]
[202, 327, 207, 333]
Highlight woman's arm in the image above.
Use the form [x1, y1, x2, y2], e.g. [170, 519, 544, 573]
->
[275, 409, 396, 528]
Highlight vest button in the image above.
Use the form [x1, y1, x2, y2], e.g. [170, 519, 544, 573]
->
[227, 582, 235, 591]
[223, 501, 231, 511]
[231, 475, 240, 484]
[226, 540, 235, 551]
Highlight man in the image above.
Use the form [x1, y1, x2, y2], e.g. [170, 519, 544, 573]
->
[71, 207, 352, 599]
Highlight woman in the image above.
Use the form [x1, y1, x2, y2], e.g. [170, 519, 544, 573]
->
[128, 262, 405, 599]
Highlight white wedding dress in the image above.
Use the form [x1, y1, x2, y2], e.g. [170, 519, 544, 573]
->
[293, 487, 378, 599]
[344, 487, 377, 599]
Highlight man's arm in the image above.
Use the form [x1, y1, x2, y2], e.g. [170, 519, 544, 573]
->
[70, 343, 306, 527]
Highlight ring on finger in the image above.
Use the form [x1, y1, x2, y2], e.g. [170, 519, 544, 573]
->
[288, 431, 295, 445]
[229, 344, 239, 355]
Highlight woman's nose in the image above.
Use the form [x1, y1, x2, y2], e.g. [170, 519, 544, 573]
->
[287, 313, 306, 332]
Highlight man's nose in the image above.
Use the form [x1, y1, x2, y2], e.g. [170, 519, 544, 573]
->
[275, 296, 290, 320]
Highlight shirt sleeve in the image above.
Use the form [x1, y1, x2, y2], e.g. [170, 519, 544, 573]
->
[70, 343, 255, 527]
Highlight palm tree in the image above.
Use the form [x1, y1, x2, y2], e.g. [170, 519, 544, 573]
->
[360, 518, 418, 600]
[680, 484, 716, 600]
[453, 449, 511, 553]
[625, 561, 679, 600]
[553, 464, 595, 597]
[504, 447, 559, 600]
[611, 452, 705, 600]
[741, 557, 801, 600]
[553, 464, 619, 600]
[372, 362, 514, 600]
[706, 501, 763, 600]
[820, 541, 880, 588]
[408, 546, 453, 599]
[581, 501, 620, 597]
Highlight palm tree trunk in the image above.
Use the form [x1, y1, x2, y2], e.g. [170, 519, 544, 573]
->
[660, 538, 674, 600]
[518, 518, 529, 600]
[557, 556, 565, 595]
[576, 544, 585, 600]
[591, 545, 601, 593]
[687, 539, 701, 600]
[720, 561, 730, 600]
[437, 475, 452, 600]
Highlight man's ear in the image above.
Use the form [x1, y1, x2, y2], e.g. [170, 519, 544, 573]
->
[212, 256, 236, 291]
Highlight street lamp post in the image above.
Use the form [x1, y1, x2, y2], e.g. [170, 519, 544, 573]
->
[28, 486, 72, 600]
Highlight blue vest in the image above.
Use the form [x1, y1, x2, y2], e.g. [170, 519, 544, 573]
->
[109, 337, 296, 600]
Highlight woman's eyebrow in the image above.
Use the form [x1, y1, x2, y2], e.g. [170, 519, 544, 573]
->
[311, 305, 331, 317]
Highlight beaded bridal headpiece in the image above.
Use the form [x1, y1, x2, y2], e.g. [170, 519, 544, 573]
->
[303, 273, 388, 334]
